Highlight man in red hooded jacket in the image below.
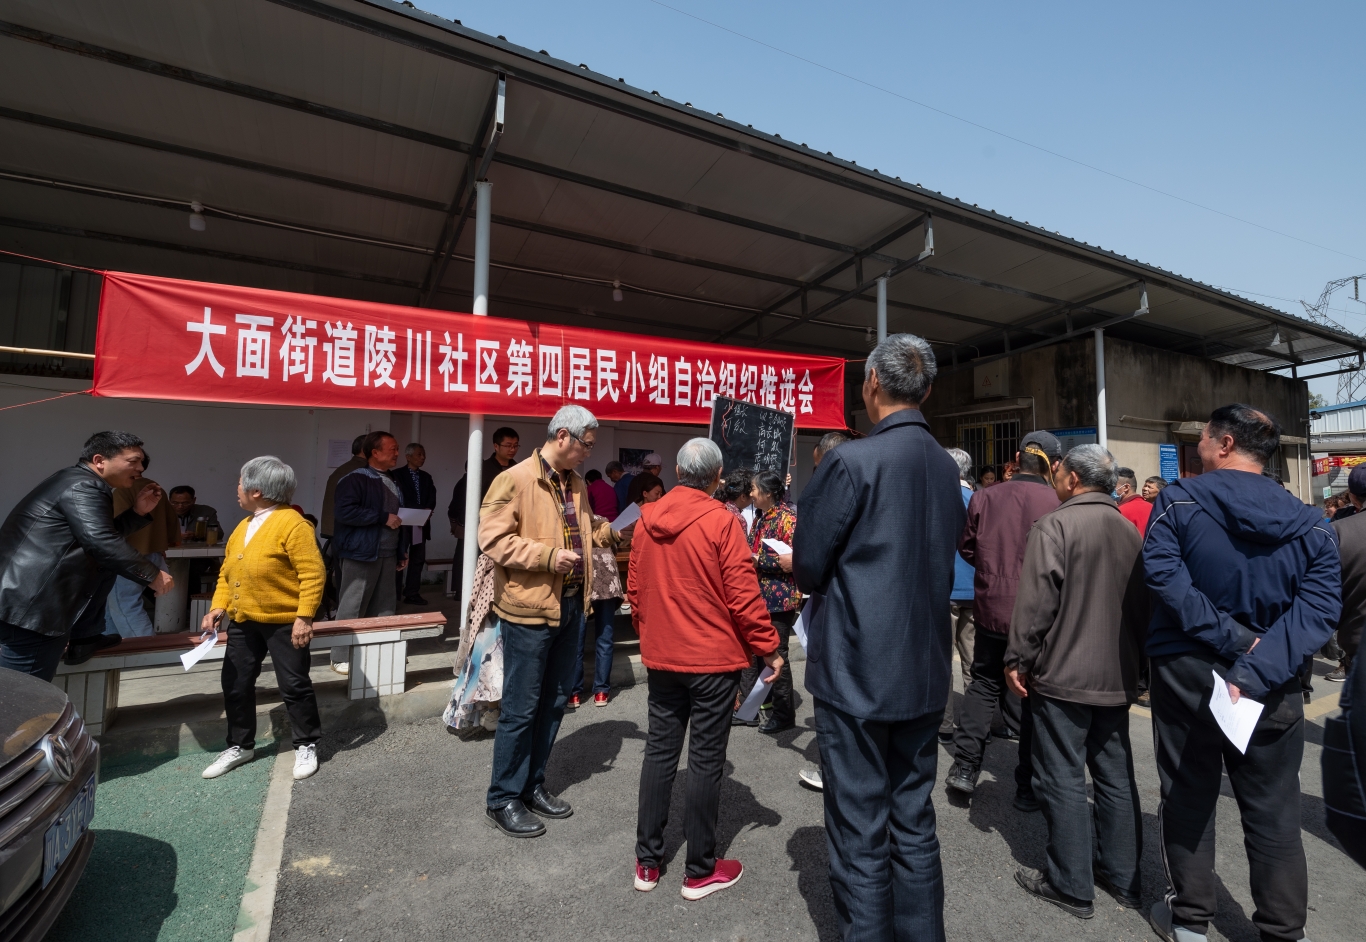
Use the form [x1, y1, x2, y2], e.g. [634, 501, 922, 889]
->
[629, 438, 781, 901]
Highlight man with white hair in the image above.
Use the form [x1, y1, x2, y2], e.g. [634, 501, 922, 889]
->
[1004, 443, 1148, 918]
[479, 405, 625, 838]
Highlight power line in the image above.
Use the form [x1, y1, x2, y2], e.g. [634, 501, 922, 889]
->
[646, 0, 1366, 265]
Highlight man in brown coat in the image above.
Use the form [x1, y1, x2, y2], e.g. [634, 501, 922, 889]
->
[479, 405, 624, 838]
[1004, 443, 1148, 919]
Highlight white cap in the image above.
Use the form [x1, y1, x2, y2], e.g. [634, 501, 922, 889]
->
[643, 453, 663, 466]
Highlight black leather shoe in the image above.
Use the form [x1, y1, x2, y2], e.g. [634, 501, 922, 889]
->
[1093, 869, 1141, 909]
[64, 633, 121, 666]
[1014, 867, 1093, 919]
[526, 785, 572, 819]
[945, 762, 980, 796]
[758, 717, 795, 735]
[403, 595, 428, 605]
[485, 799, 546, 837]
[936, 728, 954, 745]
[1013, 789, 1041, 813]
[731, 712, 759, 728]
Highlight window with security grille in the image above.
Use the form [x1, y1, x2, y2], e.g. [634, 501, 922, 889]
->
[957, 414, 1022, 480]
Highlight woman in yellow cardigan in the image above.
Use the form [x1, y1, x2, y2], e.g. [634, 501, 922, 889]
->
[201, 456, 326, 782]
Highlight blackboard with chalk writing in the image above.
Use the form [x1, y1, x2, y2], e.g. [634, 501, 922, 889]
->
[708, 395, 795, 477]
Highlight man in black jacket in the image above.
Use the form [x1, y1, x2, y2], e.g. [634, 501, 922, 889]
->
[794, 333, 965, 942]
[391, 442, 437, 605]
[447, 426, 520, 595]
[0, 430, 172, 680]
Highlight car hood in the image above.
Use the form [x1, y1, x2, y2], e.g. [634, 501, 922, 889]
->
[0, 667, 67, 767]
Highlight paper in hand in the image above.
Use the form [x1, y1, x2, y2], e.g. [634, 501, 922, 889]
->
[397, 507, 432, 526]
[1209, 669, 1264, 754]
[612, 501, 642, 531]
[792, 599, 810, 651]
[762, 538, 792, 555]
[181, 630, 220, 671]
[734, 668, 776, 722]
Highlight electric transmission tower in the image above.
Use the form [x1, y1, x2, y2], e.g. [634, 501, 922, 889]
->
[1299, 274, 1366, 403]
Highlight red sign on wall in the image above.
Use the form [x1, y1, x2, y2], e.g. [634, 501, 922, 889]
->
[92, 272, 846, 428]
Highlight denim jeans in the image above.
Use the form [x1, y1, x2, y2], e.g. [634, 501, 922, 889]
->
[487, 592, 585, 807]
[104, 551, 167, 638]
[815, 697, 945, 942]
[0, 621, 70, 682]
[573, 596, 619, 696]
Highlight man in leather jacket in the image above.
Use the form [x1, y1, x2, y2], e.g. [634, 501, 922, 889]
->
[0, 430, 173, 680]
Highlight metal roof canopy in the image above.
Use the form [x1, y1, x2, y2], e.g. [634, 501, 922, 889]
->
[1, 0, 1361, 376]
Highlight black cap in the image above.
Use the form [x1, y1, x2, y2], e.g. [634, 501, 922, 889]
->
[1019, 430, 1063, 461]
[1348, 464, 1366, 498]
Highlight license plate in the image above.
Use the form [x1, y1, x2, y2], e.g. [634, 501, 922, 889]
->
[42, 775, 97, 888]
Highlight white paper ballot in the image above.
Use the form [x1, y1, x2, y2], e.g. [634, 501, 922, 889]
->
[734, 667, 776, 722]
[792, 603, 809, 651]
[762, 538, 793, 555]
[1209, 669, 1264, 754]
[397, 507, 432, 526]
[181, 630, 220, 671]
[612, 501, 642, 531]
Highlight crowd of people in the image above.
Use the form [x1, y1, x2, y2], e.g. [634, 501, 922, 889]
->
[1, 331, 1363, 938]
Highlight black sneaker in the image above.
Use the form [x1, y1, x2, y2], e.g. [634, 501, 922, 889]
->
[945, 762, 980, 796]
[1014, 867, 1094, 919]
[937, 728, 954, 746]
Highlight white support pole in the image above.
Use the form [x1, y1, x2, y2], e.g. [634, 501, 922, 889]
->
[876, 276, 888, 343]
[459, 181, 493, 634]
[1094, 328, 1108, 450]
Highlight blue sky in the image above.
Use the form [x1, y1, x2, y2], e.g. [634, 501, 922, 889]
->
[422, 0, 1366, 400]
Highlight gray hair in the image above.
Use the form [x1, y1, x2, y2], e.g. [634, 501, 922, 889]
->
[945, 447, 973, 480]
[867, 333, 937, 405]
[676, 438, 723, 490]
[405, 442, 425, 457]
[240, 455, 297, 505]
[1061, 444, 1118, 492]
[546, 404, 598, 441]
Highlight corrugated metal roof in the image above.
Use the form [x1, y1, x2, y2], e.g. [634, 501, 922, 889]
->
[0, 0, 1360, 370]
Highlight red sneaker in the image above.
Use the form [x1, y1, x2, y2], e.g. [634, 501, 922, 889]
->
[634, 859, 659, 892]
[680, 859, 743, 900]
[594, 691, 609, 707]
[567, 694, 582, 709]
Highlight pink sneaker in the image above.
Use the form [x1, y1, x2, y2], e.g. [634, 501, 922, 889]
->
[634, 860, 659, 892]
[680, 859, 743, 900]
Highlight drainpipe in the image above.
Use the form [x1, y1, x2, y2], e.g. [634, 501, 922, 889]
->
[1094, 328, 1108, 450]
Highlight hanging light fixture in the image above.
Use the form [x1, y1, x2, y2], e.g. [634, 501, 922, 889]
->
[612, 278, 623, 302]
[188, 200, 206, 232]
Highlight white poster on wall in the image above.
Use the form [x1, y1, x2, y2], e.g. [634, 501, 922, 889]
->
[326, 439, 353, 468]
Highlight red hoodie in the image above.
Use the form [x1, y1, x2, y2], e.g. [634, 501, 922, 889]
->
[628, 485, 778, 673]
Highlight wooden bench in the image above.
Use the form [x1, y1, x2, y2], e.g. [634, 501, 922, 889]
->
[52, 612, 446, 736]
[423, 557, 458, 598]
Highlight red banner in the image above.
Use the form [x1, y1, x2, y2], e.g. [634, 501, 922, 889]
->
[1313, 455, 1366, 477]
[92, 272, 845, 427]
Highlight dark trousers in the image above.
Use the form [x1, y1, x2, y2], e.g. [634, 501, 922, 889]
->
[487, 593, 585, 807]
[398, 540, 426, 600]
[951, 632, 1035, 792]
[737, 609, 797, 724]
[222, 619, 322, 750]
[1152, 652, 1308, 942]
[0, 621, 70, 682]
[815, 698, 945, 942]
[636, 669, 740, 878]
[573, 597, 620, 696]
[1030, 695, 1142, 902]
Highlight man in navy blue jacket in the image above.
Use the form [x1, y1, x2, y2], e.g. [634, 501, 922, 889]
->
[794, 333, 965, 942]
[333, 431, 410, 673]
[1143, 404, 1339, 942]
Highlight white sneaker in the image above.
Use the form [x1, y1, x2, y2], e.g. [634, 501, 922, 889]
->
[799, 768, 823, 790]
[330, 661, 349, 676]
[293, 743, 318, 780]
[203, 746, 255, 779]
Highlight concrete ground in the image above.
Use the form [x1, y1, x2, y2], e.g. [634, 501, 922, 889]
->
[268, 659, 1358, 942]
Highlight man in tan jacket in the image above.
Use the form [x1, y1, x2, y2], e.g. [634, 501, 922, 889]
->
[479, 405, 624, 838]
